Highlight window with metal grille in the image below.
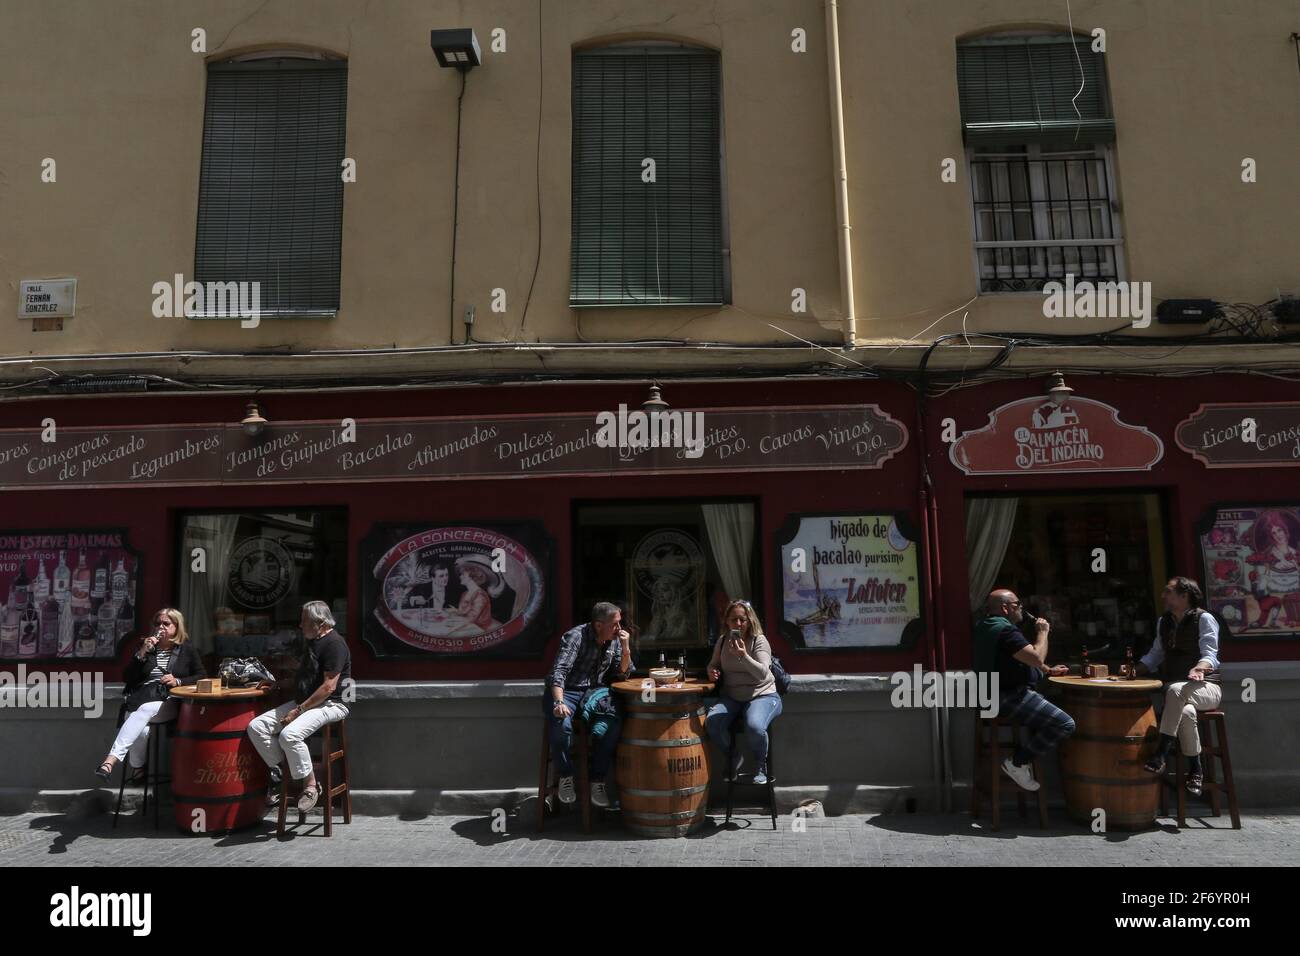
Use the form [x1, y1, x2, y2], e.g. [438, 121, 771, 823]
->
[957, 35, 1122, 293]
[570, 45, 726, 307]
[194, 56, 348, 317]
[968, 144, 1122, 293]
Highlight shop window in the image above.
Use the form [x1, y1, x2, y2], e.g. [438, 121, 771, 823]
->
[175, 509, 348, 668]
[965, 492, 1166, 663]
[573, 499, 758, 668]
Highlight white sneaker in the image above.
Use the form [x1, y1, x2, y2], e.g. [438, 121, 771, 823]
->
[1001, 757, 1040, 792]
[557, 775, 576, 804]
[591, 781, 610, 809]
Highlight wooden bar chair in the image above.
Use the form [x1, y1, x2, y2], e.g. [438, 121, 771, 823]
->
[277, 719, 352, 837]
[535, 716, 591, 833]
[971, 713, 1049, 831]
[1159, 710, 1241, 829]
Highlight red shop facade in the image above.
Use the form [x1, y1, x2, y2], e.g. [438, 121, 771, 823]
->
[3, 372, 1299, 683]
[0, 379, 934, 681]
[929, 372, 1300, 674]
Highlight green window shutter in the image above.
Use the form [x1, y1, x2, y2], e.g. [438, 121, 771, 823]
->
[195, 58, 348, 317]
[571, 47, 724, 307]
[957, 36, 1114, 148]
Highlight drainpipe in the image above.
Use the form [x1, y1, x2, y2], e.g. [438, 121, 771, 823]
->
[824, 0, 857, 349]
[917, 387, 953, 813]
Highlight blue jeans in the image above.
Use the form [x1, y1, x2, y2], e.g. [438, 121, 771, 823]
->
[543, 688, 620, 781]
[706, 693, 782, 769]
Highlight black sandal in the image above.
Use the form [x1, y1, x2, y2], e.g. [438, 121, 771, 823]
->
[94, 761, 114, 780]
[127, 767, 148, 785]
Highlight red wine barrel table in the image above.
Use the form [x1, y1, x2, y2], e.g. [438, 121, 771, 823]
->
[1049, 676, 1163, 831]
[169, 686, 270, 833]
[611, 678, 715, 838]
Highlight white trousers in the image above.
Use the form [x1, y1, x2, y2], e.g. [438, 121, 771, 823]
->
[109, 697, 180, 767]
[1159, 680, 1223, 756]
[247, 700, 350, 781]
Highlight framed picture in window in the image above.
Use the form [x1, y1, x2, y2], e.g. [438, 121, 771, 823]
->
[625, 528, 708, 650]
[1197, 505, 1300, 640]
[175, 509, 347, 664]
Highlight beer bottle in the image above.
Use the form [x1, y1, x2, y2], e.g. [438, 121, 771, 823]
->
[1081, 642, 1090, 674]
[1125, 644, 1134, 680]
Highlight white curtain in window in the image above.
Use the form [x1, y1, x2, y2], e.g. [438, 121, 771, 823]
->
[177, 514, 240, 655]
[701, 504, 754, 602]
[965, 497, 1020, 614]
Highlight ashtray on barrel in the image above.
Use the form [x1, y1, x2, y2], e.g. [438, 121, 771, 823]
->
[648, 668, 682, 686]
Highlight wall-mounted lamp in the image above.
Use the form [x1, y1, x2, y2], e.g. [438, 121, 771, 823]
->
[240, 400, 268, 437]
[431, 28, 481, 345]
[430, 28, 481, 71]
[1045, 371, 1074, 406]
[641, 383, 669, 413]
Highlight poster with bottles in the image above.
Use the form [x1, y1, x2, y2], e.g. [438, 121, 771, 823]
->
[0, 530, 141, 660]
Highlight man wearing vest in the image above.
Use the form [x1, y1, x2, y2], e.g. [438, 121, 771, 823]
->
[973, 589, 1074, 792]
[1134, 577, 1222, 796]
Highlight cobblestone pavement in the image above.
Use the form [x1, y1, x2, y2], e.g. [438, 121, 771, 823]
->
[3, 806, 1297, 866]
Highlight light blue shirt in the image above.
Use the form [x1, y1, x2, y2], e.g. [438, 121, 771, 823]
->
[1140, 611, 1220, 673]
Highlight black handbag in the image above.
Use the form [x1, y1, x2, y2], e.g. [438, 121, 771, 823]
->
[123, 680, 170, 712]
[218, 657, 276, 687]
[769, 656, 792, 696]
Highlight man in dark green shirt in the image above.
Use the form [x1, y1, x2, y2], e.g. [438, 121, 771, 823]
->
[973, 589, 1074, 792]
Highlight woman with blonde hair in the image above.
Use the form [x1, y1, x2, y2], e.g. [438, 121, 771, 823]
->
[96, 607, 205, 781]
[705, 599, 782, 785]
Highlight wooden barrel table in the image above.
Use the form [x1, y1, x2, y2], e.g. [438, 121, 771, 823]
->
[1048, 676, 1162, 830]
[611, 678, 714, 838]
[170, 686, 270, 833]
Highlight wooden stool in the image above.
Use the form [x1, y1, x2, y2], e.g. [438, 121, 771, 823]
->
[724, 724, 778, 830]
[113, 719, 173, 830]
[277, 719, 352, 837]
[1159, 710, 1241, 829]
[970, 714, 1049, 830]
[536, 715, 591, 833]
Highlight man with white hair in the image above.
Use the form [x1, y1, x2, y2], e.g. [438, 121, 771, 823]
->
[248, 600, 352, 813]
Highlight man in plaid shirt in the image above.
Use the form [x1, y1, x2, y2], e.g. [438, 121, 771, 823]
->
[545, 602, 634, 809]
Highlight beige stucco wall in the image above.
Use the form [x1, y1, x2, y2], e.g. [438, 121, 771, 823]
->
[1, 0, 1297, 368]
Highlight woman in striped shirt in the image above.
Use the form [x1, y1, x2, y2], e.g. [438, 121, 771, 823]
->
[96, 608, 205, 781]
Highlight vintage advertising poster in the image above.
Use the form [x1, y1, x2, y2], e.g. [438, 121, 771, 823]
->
[1198, 506, 1300, 639]
[626, 528, 708, 649]
[0, 529, 141, 660]
[775, 513, 923, 649]
[361, 522, 552, 657]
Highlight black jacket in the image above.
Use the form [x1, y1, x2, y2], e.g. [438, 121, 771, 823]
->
[121, 641, 206, 714]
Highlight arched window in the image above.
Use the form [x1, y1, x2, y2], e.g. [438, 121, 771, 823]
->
[570, 42, 728, 307]
[194, 51, 349, 317]
[955, 32, 1122, 293]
